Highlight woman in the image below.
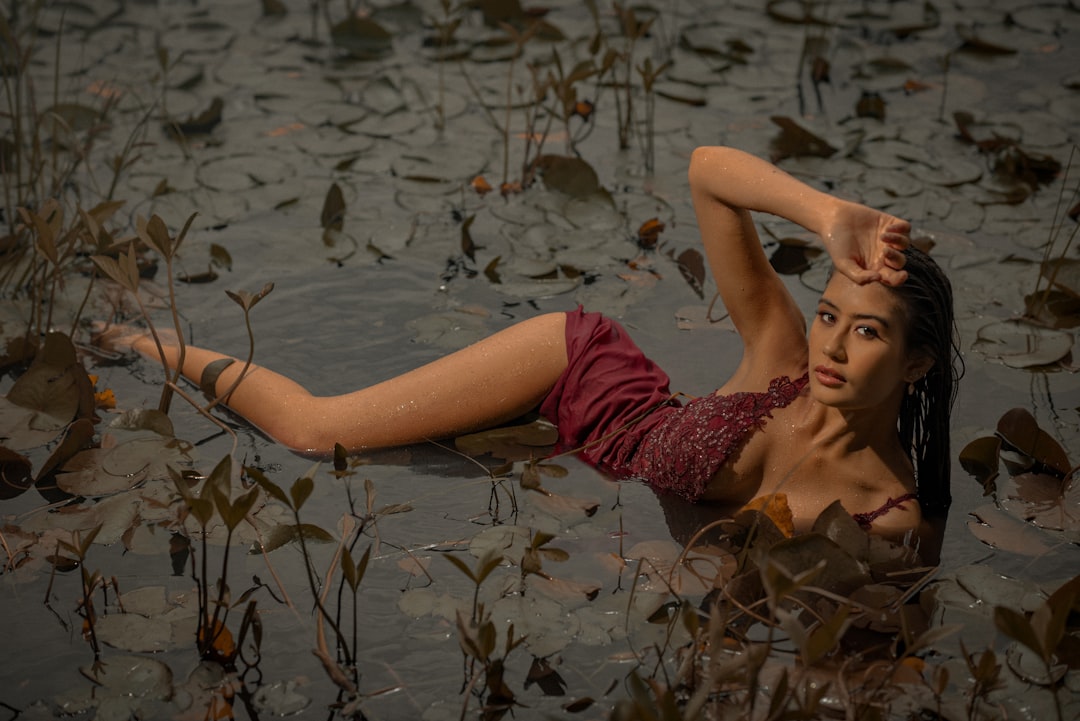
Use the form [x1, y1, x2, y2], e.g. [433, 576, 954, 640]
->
[103, 147, 961, 538]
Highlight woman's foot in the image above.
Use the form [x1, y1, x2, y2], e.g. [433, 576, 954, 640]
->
[88, 321, 179, 358]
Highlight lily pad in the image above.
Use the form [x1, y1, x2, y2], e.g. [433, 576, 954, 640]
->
[56, 435, 190, 497]
[331, 15, 394, 59]
[0, 446, 33, 499]
[95, 613, 173, 653]
[973, 319, 1073, 368]
[455, 419, 557, 460]
[966, 504, 1056, 556]
[6, 332, 89, 432]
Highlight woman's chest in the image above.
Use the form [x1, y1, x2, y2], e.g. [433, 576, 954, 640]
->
[696, 410, 890, 510]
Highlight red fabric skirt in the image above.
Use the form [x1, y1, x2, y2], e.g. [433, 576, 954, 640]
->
[539, 307, 678, 475]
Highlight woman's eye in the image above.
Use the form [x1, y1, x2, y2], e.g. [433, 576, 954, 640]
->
[856, 326, 879, 338]
[818, 311, 835, 324]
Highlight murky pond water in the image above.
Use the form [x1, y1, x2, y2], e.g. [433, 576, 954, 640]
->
[2, 0, 1079, 719]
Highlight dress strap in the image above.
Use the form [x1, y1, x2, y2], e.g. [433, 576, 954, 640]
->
[851, 492, 918, 529]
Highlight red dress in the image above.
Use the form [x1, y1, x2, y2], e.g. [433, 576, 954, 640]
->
[540, 308, 918, 522]
[539, 307, 806, 502]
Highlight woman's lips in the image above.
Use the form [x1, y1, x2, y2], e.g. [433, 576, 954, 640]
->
[814, 365, 845, 387]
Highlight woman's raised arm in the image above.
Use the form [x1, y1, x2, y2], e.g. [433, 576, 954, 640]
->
[687, 147, 910, 378]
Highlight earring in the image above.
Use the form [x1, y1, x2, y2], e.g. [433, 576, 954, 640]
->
[907, 381, 916, 395]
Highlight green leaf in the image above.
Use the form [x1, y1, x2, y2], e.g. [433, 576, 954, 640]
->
[229, 487, 260, 530]
[804, 605, 851, 664]
[341, 547, 358, 590]
[187, 497, 215, 528]
[259, 523, 334, 553]
[225, 282, 275, 312]
[994, 606, 1043, 658]
[477, 619, 496, 660]
[247, 466, 290, 507]
[445, 553, 478, 583]
[79, 524, 103, 556]
[207, 455, 233, 497]
[455, 610, 484, 660]
[475, 549, 503, 584]
[289, 475, 314, 510]
[91, 248, 140, 294]
[211, 485, 232, 527]
[209, 243, 232, 270]
[531, 530, 556, 549]
[173, 211, 198, 255]
[138, 214, 173, 258]
[1034, 574, 1080, 658]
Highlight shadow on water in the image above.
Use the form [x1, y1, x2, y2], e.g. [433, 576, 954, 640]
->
[1, 0, 1079, 718]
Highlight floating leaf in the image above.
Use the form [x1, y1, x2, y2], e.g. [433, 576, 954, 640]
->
[261, 0, 287, 17]
[330, 15, 393, 59]
[0, 446, 32, 499]
[321, 183, 345, 231]
[995, 407, 1071, 477]
[526, 657, 567, 696]
[764, 534, 871, 596]
[209, 243, 232, 270]
[769, 238, 823, 275]
[959, 435, 1002, 495]
[471, 175, 493, 195]
[973, 319, 1073, 369]
[534, 155, 600, 196]
[455, 420, 557, 461]
[56, 435, 189, 497]
[109, 409, 173, 437]
[672, 248, 706, 299]
[43, 103, 102, 132]
[1024, 289, 1080, 329]
[769, 116, 836, 162]
[957, 26, 1017, 56]
[95, 613, 173, 653]
[6, 332, 90, 432]
[966, 504, 1056, 555]
[636, 218, 665, 250]
[165, 97, 223, 138]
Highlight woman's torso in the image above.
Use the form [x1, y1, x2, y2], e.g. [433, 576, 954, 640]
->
[629, 371, 920, 534]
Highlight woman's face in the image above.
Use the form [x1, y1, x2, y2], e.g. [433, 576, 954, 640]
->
[807, 273, 929, 410]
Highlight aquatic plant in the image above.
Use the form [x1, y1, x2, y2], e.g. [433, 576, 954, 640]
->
[172, 454, 260, 663]
[0, 7, 149, 341]
[446, 546, 528, 719]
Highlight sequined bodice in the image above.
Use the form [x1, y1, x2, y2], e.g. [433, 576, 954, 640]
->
[626, 374, 809, 502]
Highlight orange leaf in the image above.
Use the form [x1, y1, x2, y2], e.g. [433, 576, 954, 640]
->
[572, 100, 595, 120]
[265, 121, 305, 138]
[94, 389, 116, 409]
[198, 619, 236, 662]
[471, 175, 493, 196]
[742, 493, 795, 537]
[903, 78, 934, 94]
[637, 217, 665, 249]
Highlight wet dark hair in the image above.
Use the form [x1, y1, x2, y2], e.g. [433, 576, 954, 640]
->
[892, 246, 963, 518]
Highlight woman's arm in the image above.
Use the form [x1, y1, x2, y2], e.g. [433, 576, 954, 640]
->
[688, 147, 910, 379]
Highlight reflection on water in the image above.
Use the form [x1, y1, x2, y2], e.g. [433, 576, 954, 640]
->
[2, 0, 1079, 718]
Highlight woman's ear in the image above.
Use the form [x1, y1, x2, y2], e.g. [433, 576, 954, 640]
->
[904, 352, 934, 384]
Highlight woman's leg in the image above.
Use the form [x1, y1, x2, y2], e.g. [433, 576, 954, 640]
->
[123, 313, 569, 454]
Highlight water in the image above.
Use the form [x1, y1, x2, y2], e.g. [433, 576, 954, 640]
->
[2, 0, 1079, 718]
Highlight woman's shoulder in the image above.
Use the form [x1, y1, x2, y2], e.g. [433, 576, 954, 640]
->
[716, 358, 809, 397]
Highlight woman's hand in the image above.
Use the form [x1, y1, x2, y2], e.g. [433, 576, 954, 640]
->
[819, 199, 911, 286]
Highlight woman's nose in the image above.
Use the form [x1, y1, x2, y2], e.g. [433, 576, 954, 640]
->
[823, 330, 846, 361]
